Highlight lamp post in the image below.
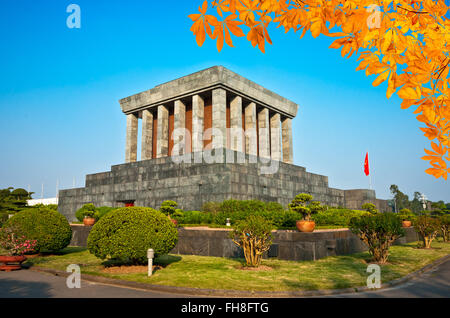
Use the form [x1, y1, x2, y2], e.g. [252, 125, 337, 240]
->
[420, 194, 428, 211]
[147, 249, 154, 277]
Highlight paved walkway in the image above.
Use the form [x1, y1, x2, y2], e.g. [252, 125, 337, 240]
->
[0, 270, 189, 298]
[323, 258, 450, 298]
[0, 259, 448, 298]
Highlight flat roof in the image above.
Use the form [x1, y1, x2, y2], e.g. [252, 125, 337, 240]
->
[119, 66, 298, 118]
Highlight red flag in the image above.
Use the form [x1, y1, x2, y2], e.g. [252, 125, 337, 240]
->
[364, 152, 370, 176]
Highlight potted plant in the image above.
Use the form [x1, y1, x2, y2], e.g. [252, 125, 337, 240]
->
[0, 227, 37, 271]
[289, 194, 324, 232]
[83, 210, 96, 226]
[76, 203, 97, 225]
[398, 208, 414, 227]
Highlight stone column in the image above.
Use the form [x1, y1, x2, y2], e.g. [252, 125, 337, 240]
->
[244, 102, 257, 156]
[212, 88, 227, 149]
[156, 105, 169, 158]
[141, 109, 153, 161]
[270, 113, 281, 161]
[258, 108, 270, 158]
[192, 95, 204, 153]
[174, 100, 186, 155]
[282, 117, 293, 164]
[125, 113, 138, 163]
[229, 96, 243, 152]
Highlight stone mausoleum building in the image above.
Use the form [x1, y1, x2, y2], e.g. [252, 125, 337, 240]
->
[59, 66, 389, 221]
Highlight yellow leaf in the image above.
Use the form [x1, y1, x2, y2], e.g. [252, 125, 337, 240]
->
[398, 86, 421, 100]
[373, 70, 389, 87]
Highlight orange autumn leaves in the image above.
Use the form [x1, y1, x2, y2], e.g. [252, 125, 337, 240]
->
[189, 0, 450, 180]
[189, 1, 245, 51]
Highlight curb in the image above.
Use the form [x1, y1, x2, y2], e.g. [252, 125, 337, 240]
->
[29, 254, 450, 298]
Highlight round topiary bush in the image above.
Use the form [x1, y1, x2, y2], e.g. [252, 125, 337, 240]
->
[87, 207, 178, 264]
[5, 207, 72, 253]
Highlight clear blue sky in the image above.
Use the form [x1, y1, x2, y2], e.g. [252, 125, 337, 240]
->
[0, 0, 448, 203]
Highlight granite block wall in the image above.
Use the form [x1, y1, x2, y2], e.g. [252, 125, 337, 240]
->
[59, 148, 390, 222]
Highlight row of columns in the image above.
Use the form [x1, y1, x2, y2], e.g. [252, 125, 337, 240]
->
[125, 88, 293, 164]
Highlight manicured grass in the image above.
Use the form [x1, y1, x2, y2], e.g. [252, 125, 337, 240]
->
[25, 240, 450, 292]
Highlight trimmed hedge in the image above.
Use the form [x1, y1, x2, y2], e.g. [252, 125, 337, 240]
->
[173, 199, 373, 229]
[5, 207, 72, 253]
[312, 209, 371, 227]
[175, 210, 214, 225]
[213, 199, 286, 227]
[87, 207, 178, 264]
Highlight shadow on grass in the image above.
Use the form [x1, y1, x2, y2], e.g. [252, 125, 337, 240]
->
[101, 254, 182, 268]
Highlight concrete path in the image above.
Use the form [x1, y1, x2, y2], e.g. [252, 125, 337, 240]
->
[0, 259, 448, 298]
[324, 258, 450, 298]
[0, 270, 189, 298]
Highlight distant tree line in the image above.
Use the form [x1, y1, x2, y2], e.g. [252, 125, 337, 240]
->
[389, 184, 450, 215]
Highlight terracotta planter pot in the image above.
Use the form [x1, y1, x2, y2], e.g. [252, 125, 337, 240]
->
[296, 220, 316, 232]
[402, 220, 412, 228]
[0, 255, 27, 272]
[83, 217, 96, 226]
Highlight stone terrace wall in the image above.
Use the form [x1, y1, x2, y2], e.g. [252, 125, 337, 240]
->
[70, 225, 419, 262]
[59, 148, 389, 222]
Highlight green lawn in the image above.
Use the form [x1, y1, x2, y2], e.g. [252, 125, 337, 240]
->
[25, 240, 450, 292]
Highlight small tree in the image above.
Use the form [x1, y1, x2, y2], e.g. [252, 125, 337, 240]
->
[160, 200, 178, 217]
[230, 215, 273, 267]
[439, 215, 450, 243]
[350, 213, 405, 264]
[398, 208, 415, 222]
[288, 193, 324, 221]
[362, 203, 378, 214]
[414, 216, 441, 249]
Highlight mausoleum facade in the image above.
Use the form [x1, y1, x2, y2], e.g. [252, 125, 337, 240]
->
[59, 66, 389, 221]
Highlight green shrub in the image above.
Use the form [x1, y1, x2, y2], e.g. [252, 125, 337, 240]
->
[312, 209, 370, 227]
[202, 202, 221, 215]
[0, 211, 9, 228]
[213, 199, 285, 227]
[229, 215, 273, 267]
[175, 210, 214, 224]
[280, 210, 298, 228]
[4, 207, 72, 253]
[361, 203, 378, 214]
[398, 208, 416, 222]
[160, 200, 178, 217]
[349, 213, 405, 264]
[415, 215, 441, 248]
[31, 203, 58, 211]
[87, 207, 178, 264]
[288, 193, 325, 221]
[75, 203, 97, 222]
[94, 206, 115, 221]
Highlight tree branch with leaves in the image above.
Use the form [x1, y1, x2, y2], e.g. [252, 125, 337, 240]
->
[189, 0, 450, 179]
